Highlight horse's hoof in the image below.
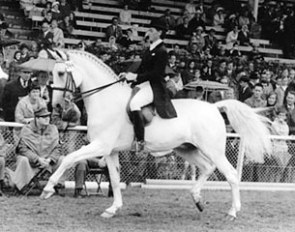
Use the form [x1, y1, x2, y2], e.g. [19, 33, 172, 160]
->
[196, 200, 207, 212]
[100, 210, 115, 218]
[225, 214, 236, 221]
[40, 190, 55, 200]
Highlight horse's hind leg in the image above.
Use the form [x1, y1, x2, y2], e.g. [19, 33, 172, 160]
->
[213, 155, 241, 219]
[175, 147, 216, 212]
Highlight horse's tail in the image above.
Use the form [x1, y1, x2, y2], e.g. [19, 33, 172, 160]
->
[215, 99, 272, 163]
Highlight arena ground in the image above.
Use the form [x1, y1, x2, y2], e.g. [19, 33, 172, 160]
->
[0, 188, 294, 232]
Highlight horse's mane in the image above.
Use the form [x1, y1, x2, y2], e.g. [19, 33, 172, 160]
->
[67, 50, 119, 81]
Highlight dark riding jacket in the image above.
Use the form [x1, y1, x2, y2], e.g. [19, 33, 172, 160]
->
[135, 42, 177, 119]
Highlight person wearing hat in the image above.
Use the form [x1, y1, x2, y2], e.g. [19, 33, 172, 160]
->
[51, 1, 61, 21]
[213, 7, 225, 26]
[2, 66, 31, 122]
[15, 81, 47, 125]
[11, 106, 66, 192]
[122, 19, 177, 152]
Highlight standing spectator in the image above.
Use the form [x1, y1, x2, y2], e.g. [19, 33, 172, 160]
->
[213, 7, 225, 26]
[51, 19, 65, 48]
[11, 107, 66, 192]
[244, 83, 267, 108]
[15, 81, 47, 125]
[105, 17, 123, 41]
[2, 67, 30, 122]
[119, 4, 132, 25]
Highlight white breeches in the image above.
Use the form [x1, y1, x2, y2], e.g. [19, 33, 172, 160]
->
[130, 81, 154, 111]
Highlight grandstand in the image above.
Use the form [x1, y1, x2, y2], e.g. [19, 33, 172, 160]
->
[2, 0, 295, 63]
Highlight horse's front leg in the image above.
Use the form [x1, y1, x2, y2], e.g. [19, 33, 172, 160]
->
[40, 141, 109, 199]
[101, 152, 122, 218]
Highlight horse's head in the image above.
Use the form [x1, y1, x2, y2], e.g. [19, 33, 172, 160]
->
[51, 60, 82, 109]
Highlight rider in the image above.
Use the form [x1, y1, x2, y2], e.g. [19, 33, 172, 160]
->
[124, 19, 177, 152]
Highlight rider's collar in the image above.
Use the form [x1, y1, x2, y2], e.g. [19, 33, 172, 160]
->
[149, 39, 163, 51]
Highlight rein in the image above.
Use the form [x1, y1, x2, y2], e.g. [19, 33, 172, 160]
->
[73, 77, 126, 102]
[52, 73, 126, 103]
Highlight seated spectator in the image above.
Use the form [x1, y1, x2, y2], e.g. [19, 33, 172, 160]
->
[213, 59, 227, 81]
[118, 28, 137, 49]
[105, 36, 121, 53]
[238, 25, 250, 46]
[204, 28, 218, 50]
[2, 67, 31, 122]
[185, 0, 197, 21]
[283, 91, 295, 135]
[19, 43, 30, 63]
[238, 76, 252, 102]
[51, 19, 65, 48]
[51, 1, 61, 21]
[59, 0, 72, 19]
[51, 91, 81, 154]
[74, 157, 107, 197]
[275, 75, 289, 106]
[41, 1, 52, 17]
[228, 42, 242, 57]
[28, 41, 39, 58]
[244, 83, 267, 108]
[36, 71, 52, 111]
[264, 91, 278, 121]
[42, 10, 53, 25]
[105, 17, 123, 41]
[248, 43, 264, 61]
[176, 10, 190, 26]
[59, 15, 75, 38]
[181, 60, 196, 85]
[238, 8, 252, 28]
[119, 4, 132, 25]
[8, 51, 23, 82]
[226, 25, 239, 48]
[175, 16, 191, 39]
[0, 133, 5, 196]
[15, 81, 47, 125]
[86, 38, 105, 57]
[158, 9, 176, 31]
[188, 9, 206, 35]
[11, 107, 66, 192]
[0, 22, 14, 39]
[213, 7, 225, 26]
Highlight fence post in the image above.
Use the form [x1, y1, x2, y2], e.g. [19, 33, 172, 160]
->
[236, 139, 245, 182]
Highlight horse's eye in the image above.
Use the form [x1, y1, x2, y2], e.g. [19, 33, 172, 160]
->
[58, 72, 65, 76]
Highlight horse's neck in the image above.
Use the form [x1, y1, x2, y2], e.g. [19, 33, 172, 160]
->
[82, 82, 131, 124]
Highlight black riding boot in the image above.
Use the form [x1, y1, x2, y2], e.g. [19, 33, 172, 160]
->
[131, 110, 145, 152]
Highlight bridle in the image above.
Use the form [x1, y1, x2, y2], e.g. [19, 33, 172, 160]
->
[51, 71, 126, 103]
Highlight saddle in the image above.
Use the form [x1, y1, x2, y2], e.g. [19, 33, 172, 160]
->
[127, 87, 156, 125]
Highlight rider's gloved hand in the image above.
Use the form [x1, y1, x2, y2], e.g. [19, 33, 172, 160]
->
[125, 72, 137, 81]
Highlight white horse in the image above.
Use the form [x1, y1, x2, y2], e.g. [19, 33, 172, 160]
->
[41, 50, 271, 220]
